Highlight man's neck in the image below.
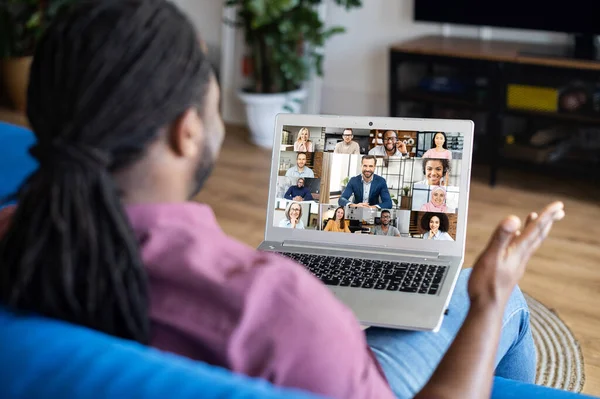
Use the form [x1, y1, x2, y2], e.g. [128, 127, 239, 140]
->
[385, 147, 396, 156]
[297, 165, 305, 171]
[381, 224, 389, 231]
[362, 174, 373, 183]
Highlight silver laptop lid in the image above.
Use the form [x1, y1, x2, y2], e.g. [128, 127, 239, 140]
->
[264, 114, 474, 259]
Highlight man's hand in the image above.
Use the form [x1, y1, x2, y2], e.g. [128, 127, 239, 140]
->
[293, 196, 304, 201]
[415, 201, 565, 399]
[468, 201, 565, 308]
[397, 141, 408, 153]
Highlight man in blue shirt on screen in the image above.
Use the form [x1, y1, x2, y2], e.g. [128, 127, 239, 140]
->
[284, 178, 314, 201]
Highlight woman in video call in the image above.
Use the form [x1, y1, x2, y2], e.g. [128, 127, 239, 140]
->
[421, 212, 454, 241]
[323, 206, 351, 233]
[278, 202, 305, 229]
[422, 132, 452, 160]
[294, 127, 314, 152]
[420, 186, 449, 213]
[415, 158, 450, 186]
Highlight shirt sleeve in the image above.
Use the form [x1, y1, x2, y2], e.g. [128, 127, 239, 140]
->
[227, 255, 395, 399]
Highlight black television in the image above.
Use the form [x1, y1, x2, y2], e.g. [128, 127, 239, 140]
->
[413, 0, 600, 60]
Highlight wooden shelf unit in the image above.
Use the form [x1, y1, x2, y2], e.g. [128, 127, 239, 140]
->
[389, 35, 600, 186]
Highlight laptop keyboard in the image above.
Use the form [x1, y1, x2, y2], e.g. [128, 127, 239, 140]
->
[279, 252, 447, 295]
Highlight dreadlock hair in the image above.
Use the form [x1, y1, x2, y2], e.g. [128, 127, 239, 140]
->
[0, 0, 213, 344]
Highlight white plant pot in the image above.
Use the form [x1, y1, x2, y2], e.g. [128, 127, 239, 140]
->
[237, 88, 307, 148]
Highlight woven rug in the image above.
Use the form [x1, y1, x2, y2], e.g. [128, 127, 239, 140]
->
[524, 293, 585, 392]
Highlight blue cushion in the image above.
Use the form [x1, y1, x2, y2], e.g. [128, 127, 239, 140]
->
[492, 376, 597, 399]
[0, 121, 38, 203]
[0, 308, 326, 399]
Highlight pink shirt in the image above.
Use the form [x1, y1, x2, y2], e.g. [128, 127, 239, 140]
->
[422, 148, 452, 159]
[0, 203, 394, 399]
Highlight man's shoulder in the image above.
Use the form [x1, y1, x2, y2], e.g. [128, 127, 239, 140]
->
[373, 174, 386, 183]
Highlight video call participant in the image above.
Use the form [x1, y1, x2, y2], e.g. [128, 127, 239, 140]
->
[419, 185, 448, 213]
[372, 210, 400, 237]
[339, 155, 392, 209]
[415, 158, 450, 186]
[333, 128, 360, 154]
[294, 127, 314, 152]
[278, 202, 305, 229]
[285, 152, 314, 178]
[420, 212, 454, 241]
[368, 130, 409, 158]
[422, 132, 452, 160]
[323, 206, 351, 233]
[284, 178, 314, 201]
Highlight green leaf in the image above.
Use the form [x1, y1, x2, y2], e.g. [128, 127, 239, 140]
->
[229, 0, 362, 93]
[25, 11, 41, 29]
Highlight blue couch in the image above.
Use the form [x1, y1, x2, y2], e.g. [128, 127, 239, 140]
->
[0, 120, 597, 399]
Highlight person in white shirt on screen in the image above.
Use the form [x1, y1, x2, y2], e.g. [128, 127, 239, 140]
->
[333, 128, 360, 154]
[285, 152, 314, 178]
[372, 210, 401, 237]
[422, 132, 453, 160]
[278, 202, 305, 229]
[420, 212, 454, 241]
[368, 130, 409, 158]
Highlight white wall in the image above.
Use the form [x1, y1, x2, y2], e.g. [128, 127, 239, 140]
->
[319, 0, 568, 117]
[171, 0, 222, 48]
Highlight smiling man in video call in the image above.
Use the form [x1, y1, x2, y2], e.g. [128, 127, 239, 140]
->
[368, 130, 409, 158]
[339, 155, 393, 209]
[284, 177, 313, 202]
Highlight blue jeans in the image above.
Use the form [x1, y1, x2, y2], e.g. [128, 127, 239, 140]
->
[366, 268, 536, 399]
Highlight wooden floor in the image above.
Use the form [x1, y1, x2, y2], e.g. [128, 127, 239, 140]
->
[196, 125, 600, 396]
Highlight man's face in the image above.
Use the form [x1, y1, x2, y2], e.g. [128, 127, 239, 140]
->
[383, 131, 398, 152]
[381, 212, 391, 226]
[190, 77, 225, 197]
[361, 159, 375, 179]
[297, 178, 304, 187]
[297, 154, 307, 168]
[342, 130, 353, 143]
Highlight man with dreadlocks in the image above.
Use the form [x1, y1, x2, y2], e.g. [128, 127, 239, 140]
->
[0, 1, 565, 398]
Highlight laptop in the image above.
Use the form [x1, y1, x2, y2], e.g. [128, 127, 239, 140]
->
[258, 114, 474, 332]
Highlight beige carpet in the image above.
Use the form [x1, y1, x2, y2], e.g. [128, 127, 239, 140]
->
[525, 293, 586, 392]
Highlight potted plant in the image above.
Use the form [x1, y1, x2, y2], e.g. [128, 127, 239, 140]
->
[340, 176, 350, 192]
[401, 185, 411, 209]
[225, 0, 362, 148]
[0, 0, 76, 112]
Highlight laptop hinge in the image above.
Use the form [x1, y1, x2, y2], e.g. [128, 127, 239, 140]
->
[281, 240, 440, 259]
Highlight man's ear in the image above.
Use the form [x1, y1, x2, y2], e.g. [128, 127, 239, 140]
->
[168, 108, 203, 158]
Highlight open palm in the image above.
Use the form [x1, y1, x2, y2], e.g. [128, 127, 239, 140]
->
[468, 201, 565, 308]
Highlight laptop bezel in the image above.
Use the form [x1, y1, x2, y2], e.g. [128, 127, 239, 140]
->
[264, 114, 474, 259]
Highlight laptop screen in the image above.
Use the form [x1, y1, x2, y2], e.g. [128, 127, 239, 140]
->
[274, 125, 465, 242]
